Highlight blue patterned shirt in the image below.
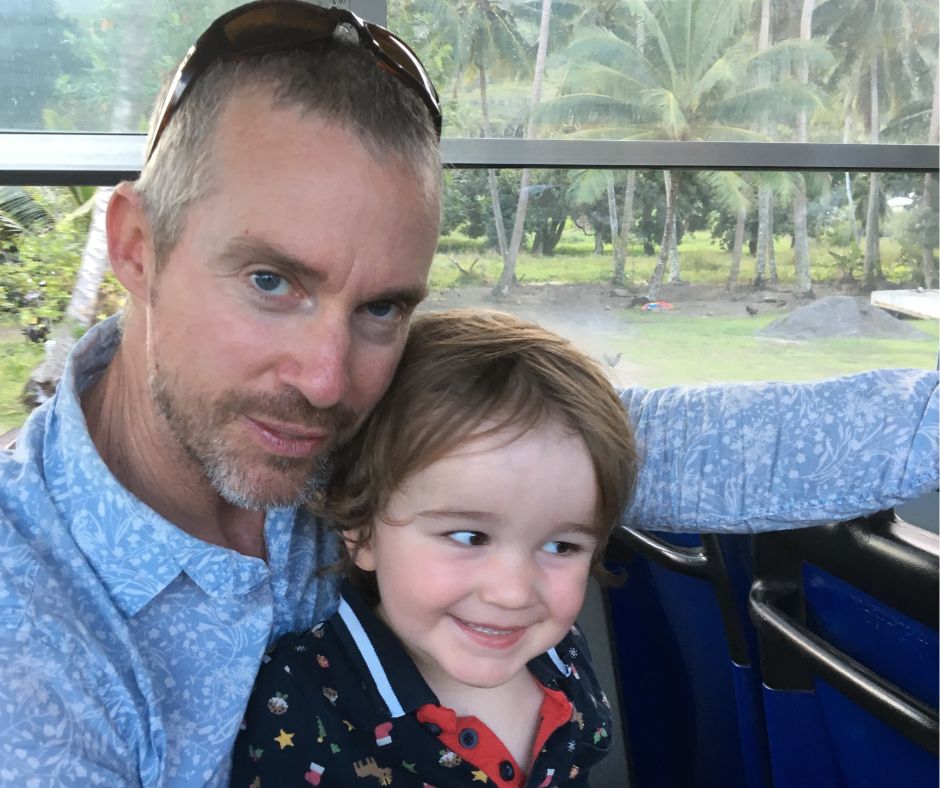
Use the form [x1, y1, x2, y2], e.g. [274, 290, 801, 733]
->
[0, 317, 936, 786]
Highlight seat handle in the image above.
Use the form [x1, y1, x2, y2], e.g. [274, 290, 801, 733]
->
[749, 580, 939, 755]
[613, 527, 709, 579]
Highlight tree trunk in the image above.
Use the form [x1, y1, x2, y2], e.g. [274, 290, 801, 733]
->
[767, 191, 777, 284]
[791, 0, 814, 296]
[647, 170, 680, 301]
[792, 179, 813, 295]
[863, 53, 881, 288]
[607, 172, 625, 283]
[727, 205, 747, 293]
[842, 117, 860, 244]
[754, 184, 771, 288]
[479, 63, 510, 267]
[616, 170, 637, 284]
[666, 178, 681, 284]
[494, 0, 552, 297]
[919, 58, 938, 288]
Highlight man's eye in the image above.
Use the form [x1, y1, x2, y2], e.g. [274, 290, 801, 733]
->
[447, 531, 487, 547]
[365, 300, 402, 321]
[543, 541, 583, 556]
[250, 272, 290, 296]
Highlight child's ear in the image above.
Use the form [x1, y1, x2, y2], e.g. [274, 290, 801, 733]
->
[345, 529, 376, 572]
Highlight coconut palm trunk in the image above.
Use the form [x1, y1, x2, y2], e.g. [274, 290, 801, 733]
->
[863, 52, 882, 288]
[791, 0, 815, 296]
[613, 170, 637, 285]
[647, 170, 680, 301]
[479, 62, 510, 268]
[494, 0, 552, 297]
[727, 204, 747, 293]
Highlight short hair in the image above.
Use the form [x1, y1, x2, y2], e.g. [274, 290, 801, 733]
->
[318, 309, 638, 597]
[135, 40, 441, 267]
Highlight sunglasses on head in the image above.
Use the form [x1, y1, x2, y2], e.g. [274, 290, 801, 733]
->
[145, 0, 442, 163]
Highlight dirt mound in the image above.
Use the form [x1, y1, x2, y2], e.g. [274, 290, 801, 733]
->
[757, 296, 930, 341]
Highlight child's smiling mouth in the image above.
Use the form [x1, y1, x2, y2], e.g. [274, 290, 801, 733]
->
[452, 616, 530, 648]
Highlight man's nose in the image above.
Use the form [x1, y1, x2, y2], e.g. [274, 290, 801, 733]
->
[479, 552, 538, 610]
[278, 314, 351, 409]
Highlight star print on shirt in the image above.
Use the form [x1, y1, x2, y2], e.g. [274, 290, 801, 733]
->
[471, 768, 489, 782]
[274, 729, 295, 749]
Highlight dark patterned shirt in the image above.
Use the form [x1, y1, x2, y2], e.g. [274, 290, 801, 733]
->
[231, 582, 613, 787]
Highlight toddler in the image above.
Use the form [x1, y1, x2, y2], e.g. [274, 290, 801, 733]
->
[231, 309, 637, 787]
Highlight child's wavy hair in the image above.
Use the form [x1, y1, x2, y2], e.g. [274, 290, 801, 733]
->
[313, 309, 637, 601]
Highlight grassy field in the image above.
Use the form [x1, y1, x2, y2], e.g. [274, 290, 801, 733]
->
[607, 312, 938, 388]
[430, 230, 912, 290]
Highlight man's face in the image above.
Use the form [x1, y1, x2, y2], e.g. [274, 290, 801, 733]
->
[146, 92, 440, 509]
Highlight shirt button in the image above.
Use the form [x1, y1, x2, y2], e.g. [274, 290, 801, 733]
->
[458, 727, 478, 748]
[422, 721, 443, 736]
[499, 761, 515, 780]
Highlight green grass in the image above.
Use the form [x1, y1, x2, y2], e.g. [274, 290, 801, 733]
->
[430, 231, 916, 291]
[0, 326, 42, 433]
[608, 312, 938, 387]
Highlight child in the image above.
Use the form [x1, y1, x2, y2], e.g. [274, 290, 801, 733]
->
[231, 309, 637, 787]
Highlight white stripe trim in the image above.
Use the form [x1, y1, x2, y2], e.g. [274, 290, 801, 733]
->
[547, 647, 572, 677]
[337, 598, 406, 718]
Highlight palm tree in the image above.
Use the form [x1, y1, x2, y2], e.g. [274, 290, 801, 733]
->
[493, 0, 554, 297]
[819, 0, 937, 288]
[540, 0, 825, 299]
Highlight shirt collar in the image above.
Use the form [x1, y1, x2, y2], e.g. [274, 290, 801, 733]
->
[45, 316, 280, 617]
[332, 580, 575, 720]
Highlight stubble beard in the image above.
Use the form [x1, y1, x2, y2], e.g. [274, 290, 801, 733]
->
[149, 363, 354, 511]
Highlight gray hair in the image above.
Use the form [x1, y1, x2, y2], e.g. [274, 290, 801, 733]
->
[135, 41, 441, 267]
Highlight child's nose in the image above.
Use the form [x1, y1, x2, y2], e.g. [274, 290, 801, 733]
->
[478, 553, 538, 609]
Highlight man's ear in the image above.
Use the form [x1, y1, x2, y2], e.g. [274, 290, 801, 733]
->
[345, 529, 376, 572]
[106, 181, 153, 302]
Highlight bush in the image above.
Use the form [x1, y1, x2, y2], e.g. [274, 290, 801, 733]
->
[0, 218, 86, 329]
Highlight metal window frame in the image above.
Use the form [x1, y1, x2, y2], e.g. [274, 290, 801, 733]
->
[0, 132, 936, 186]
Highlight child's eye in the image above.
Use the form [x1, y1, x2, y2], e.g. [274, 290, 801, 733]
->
[543, 541, 584, 556]
[447, 531, 488, 547]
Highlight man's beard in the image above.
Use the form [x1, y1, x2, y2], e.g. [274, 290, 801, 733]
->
[150, 365, 355, 511]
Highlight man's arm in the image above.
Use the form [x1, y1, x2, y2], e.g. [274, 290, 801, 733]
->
[620, 368, 939, 532]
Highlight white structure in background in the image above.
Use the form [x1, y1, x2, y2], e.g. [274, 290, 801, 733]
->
[870, 289, 940, 319]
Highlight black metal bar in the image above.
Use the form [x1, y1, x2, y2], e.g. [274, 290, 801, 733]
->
[750, 581, 939, 755]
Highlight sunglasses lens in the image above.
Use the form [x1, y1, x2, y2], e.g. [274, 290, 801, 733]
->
[221, 5, 337, 50]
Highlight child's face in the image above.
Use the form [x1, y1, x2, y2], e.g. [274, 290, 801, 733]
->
[352, 417, 599, 694]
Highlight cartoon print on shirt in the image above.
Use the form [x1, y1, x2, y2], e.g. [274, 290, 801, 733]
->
[470, 768, 488, 782]
[305, 760, 326, 785]
[248, 744, 263, 761]
[274, 729, 295, 749]
[538, 767, 556, 787]
[323, 687, 339, 705]
[267, 692, 289, 715]
[353, 756, 393, 785]
[375, 722, 394, 746]
[316, 717, 327, 743]
[438, 750, 462, 767]
[570, 707, 584, 730]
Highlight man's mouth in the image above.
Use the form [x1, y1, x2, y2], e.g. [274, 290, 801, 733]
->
[243, 416, 330, 458]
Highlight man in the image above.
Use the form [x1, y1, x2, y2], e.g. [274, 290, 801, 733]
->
[0, 3, 936, 785]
